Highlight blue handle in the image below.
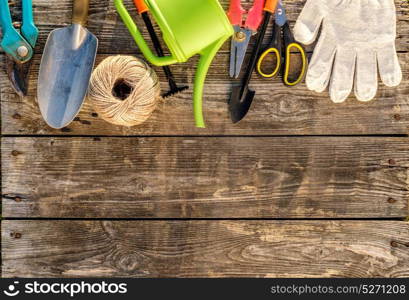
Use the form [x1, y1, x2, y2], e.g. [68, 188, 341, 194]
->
[0, 0, 33, 63]
[21, 0, 38, 48]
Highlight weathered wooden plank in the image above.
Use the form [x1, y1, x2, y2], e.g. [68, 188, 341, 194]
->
[2, 220, 409, 277]
[2, 137, 408, 218]
[1, 1, 408, 135]
[2, 0, 408, 55]
[1, 52, 408, 135]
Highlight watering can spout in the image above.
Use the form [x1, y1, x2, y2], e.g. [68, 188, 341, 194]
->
[194, 38, 230, 128]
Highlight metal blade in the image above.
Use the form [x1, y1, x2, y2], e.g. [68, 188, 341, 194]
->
[229, 36, 237, 78]
[37, 24, 98, 129]
[6, 54, 31, 97]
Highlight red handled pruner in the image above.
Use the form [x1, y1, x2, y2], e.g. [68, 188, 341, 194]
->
[228, 0, 265, 78]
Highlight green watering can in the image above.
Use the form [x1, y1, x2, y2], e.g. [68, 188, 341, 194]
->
[114, 0, 234, 128]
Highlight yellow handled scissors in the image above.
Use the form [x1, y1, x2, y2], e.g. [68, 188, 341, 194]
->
[256, 0, 307, 86]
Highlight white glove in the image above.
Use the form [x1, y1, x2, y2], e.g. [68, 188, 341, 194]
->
[294, 0, 402, 103]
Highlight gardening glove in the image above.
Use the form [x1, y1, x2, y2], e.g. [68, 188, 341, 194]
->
[294, 0, 402, 103]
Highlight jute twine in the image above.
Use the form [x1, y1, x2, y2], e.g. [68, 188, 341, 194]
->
[88, 55, 161, 127]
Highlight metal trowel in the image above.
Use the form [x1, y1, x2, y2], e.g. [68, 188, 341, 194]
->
[37, 0, 98, 129]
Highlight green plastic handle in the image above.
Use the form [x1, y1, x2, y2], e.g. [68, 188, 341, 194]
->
[114, 0, 177, 67]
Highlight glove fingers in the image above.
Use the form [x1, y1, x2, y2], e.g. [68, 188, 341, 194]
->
[377, 44, 402, 87]
[306, 34, 336, 93]
[330, 48, 356, 103]
[294, 0, 324, 45]
[355, 50, 378, 102]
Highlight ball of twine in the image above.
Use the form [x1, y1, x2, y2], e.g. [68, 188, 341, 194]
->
[88, 55, 161, 127]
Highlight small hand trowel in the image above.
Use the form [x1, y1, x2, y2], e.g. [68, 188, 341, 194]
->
[37, 0, 98, 129]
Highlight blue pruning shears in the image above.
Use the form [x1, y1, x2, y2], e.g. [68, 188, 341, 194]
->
[0, 0, 38, 96]
[256, 0, 307, 86]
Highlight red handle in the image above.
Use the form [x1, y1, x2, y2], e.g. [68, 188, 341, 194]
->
[134, 0, 149, 14]
[245, 0, 265, 31]
[227, 0, 245, 26]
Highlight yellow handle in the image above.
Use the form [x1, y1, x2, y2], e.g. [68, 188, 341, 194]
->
[283, 43, 307, 86]
[257, 48, 281, 78]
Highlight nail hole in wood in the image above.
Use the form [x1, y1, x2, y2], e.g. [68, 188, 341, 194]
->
[10, 232, 22, 239]
[61, 127, 71, 133]
[12, 113, 22, 119]
[387, 197, 397, 204]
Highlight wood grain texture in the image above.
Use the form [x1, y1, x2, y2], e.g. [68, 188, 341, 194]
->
[1, 52, 409, 135]
[1, 0, 409, 280]
[2, 220, 409, 278]
[2, 137, 409, 218]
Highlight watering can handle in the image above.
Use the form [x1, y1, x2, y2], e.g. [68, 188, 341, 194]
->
[114, 0, 177, 66]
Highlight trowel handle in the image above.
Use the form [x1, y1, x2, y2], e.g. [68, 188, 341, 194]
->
[72, 0, 90, 26]
[134, 0, 148, 14]
[114, 0, 177, 66]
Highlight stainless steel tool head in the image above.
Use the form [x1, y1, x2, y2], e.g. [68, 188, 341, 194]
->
[229, 85, 255, 123]
[230, 26, 252, 79]
[37, 24, 98, 129]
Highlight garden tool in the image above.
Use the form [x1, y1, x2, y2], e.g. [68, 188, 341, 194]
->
[0, 0, 38, 97]
[294, 0, 402, 103]
[115, 0, 234, 128]
[133, 0, 188, 98]
[257, 0, 307, 86]
[229, 0, 278, 123]
[228, 0, 265, 78]
[37, 0, 98, 129]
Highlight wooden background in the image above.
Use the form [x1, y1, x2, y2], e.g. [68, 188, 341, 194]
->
[1, 0, 409, 277]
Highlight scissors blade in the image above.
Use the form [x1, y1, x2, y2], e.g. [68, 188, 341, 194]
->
[230, 27, 253, 78]
[6, 54, 32, 97]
